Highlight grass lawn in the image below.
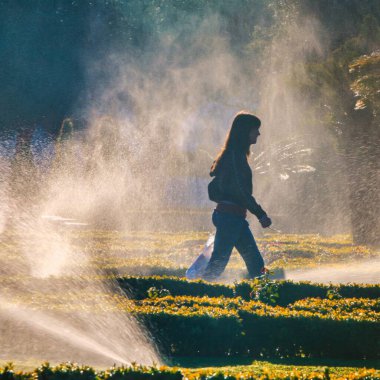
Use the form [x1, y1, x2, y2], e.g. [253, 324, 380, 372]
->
[0, 229, 378, 280]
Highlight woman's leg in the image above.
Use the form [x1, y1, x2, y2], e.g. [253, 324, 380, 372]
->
[202, 210, 245, 281]
[234, 222, 265, 278]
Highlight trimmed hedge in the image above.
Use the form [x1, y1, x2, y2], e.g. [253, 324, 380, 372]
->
[284, 281, 380, 305]
[131, 297, 380, 359]
[0, 363, 182, 380]
[0, 363, 379, 380]
[234, 280, 380, 305]
[116, 276, 233, 300]
[137, 296, 379, 322]
[141, 312, 242, 356]
[238, 309, 379, 359]
[290, 298, 380, 314]
[117, 276, 380, 305]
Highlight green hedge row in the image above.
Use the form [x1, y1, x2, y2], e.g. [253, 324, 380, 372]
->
[116, 276, 234, 300]
[1, 363, 379, 380]
[117, 276, 380, 304]
[0, 363, 182, 380]
[238, 310, 379, 359]
[137, 295, 379, 322]
[135, 302, 379, 359]
[290, 297, 380, 313]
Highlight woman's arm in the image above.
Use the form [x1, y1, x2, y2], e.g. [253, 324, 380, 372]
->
[230, 150, 267, 219]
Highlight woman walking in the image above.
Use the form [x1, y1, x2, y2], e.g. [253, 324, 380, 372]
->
[204, 111, 272, 281]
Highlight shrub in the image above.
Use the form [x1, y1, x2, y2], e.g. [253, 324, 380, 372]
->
[235, 280, 380, 305]
[147, 287, 171, 299]
[117, 276, 233, 299]
[1, 362, 379, 380]
[117, 276, 380, 304]
[130, 295, 380, 359]
[35, 362, 97, 380]
[238, 308, 379, 359]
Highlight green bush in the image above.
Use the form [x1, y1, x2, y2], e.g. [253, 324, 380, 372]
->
[147, 287, 172, 299]
[131, 296, 379, 359]
[290, 298, 380, 315]
[0, 363, 31, 380]
[35, 363, 96, 380]
[238, 309, 379, 359]
[234, 280, 380, 305]
[0, 363, 182, 380]
[117, 276, 233, 300]
[139, 312, 242, 356]
[1, 362, 379, 380]
[102, 365, 182, 380]
[117, 276, 380, 304]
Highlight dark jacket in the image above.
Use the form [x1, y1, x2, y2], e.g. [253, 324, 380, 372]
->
[208, 149, 267, 219]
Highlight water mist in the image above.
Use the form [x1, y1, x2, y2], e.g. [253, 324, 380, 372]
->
[1, 3, 378, 367]
[0, 126, 161, 367]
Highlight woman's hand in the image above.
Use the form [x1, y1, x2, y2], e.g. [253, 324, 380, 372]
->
[259, 215, 272, 228]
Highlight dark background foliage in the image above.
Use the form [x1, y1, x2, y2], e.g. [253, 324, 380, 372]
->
[0, 0, 379, 244]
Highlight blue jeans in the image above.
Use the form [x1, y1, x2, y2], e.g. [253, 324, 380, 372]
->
[202, 210, 264, 281]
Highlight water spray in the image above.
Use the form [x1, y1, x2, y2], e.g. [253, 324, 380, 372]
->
[268, 226, 282, 234]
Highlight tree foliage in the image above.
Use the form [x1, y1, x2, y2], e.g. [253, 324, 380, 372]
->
[1, 0, 379, 243]
[266, 0, 380, 244]
[350, 51, 380, 112]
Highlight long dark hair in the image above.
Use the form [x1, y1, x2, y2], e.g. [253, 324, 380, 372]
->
[210, 111, 261, 173]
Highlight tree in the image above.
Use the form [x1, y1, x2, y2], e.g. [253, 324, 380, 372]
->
[275, 0, 380, 244]
[347, 52, 380, 245]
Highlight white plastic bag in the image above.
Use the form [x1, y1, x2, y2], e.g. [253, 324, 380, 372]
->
[186, 234, 215, 280]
